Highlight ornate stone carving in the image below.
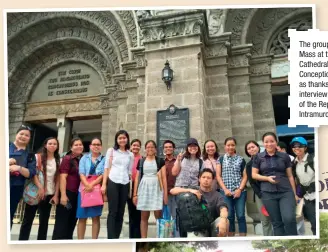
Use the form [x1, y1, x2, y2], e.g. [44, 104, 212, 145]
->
[135, 10, 152, 20]
[25, 101, 102, 116]
[208, 9, 226, 36]
[7, 11, 137, 61]
[100, 90, 120, 109]
[224, 9, 253, 45]
[246, 8, 310, 55]
[117, 11, 138, 47]
[250, 64, 271, 76]
[204, 43, 227, 58]
[8, 27, 120, 78]
[228, 54, 249, 68]
[269, 17, 312, 55]
[9, 49, 110, 104]
[140, 17, 205, 42]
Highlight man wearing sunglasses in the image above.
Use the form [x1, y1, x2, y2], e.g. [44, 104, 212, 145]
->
[290, 137, 316, 235]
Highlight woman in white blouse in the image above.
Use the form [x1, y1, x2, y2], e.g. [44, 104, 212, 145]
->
[101, 130, 134, 239]
[19, 137, 60, 240]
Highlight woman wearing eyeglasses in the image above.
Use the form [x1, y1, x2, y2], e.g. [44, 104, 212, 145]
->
[290, 137, 316, 235]
[77, 137, 105, 239]
[9, 125, 36, 229]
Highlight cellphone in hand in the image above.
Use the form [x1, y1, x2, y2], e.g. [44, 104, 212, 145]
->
[65, 201, 72, 210]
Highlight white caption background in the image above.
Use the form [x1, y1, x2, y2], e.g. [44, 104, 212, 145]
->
[289, 29, 328, 127]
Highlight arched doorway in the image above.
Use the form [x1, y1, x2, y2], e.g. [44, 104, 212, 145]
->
[7, 10, 140, 228]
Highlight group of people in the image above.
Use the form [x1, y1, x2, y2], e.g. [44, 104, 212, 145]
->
[9, 124, 316, 240]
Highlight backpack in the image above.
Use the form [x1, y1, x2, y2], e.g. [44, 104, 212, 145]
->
[292, 154, 315, 196]
[176, 190, 213, 232]
[292, 153, 314, 177]
[23, 154, 44, 206]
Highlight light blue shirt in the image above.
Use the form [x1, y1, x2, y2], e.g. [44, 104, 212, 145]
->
[79, 153, 105, 176]
[104, 148, 134, 185]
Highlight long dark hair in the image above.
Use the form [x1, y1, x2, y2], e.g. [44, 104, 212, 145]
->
[114, 130, 130, 150]
[202, 139, 219, 160]
[39, 137, 60, 187]
[184, 144, 201, 159]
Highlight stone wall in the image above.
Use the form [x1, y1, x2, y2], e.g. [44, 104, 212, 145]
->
[204, 37, 232, 153]
[139, 10, 208, 147]
[227, 45, 256, 154]
[250, 55, 276, 141]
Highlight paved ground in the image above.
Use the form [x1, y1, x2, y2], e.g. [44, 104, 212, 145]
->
[10, 207, 313, 240]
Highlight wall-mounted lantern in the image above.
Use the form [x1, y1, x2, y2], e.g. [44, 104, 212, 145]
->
[162, 60, 174, 90]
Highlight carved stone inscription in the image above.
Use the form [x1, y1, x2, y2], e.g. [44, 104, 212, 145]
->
[156, 105, 190, 157]
[29, 63, 103, 102]
[47, 68, 90, 97]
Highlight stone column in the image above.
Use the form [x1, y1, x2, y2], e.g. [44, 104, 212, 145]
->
[228, 45, 256, 154]
[56, 113, 72, 154]
[249, 54, 276, 141]
[100, 114, 109, 154]
[9, 103, 26, 142]
[138, 10, 208, 146]
[131, 47, 146, 146]
[204, 35, 233, 151]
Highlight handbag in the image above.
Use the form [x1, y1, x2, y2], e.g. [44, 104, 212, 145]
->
[157, 205, 176, 238]
[23, 154, 44, 206]
[81, 175, 104, 208]
[80, 156, 105, 208]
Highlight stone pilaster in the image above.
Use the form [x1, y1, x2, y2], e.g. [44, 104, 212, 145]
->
[9, 103, 26, 142]
[204, 34, 233, 151]
[56, 113, 72, 153]
[228, 45, 256, 154]
[138, 10, 208, 146]
[131, 47, 146, 145]
[249, 54, 276, 141]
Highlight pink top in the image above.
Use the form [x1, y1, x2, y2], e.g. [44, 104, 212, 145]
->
[203, 158, 219, 191]
[132, 154, 141, 182]
[203, 158, 216, 172]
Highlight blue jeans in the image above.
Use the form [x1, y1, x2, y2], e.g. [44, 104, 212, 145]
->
[221, 190, 247, 233]
[167, 195, 180, 237]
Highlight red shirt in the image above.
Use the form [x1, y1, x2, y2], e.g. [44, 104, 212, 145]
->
[165, 156, 176, 194]
[132, 154, 141, 182]
[59, 154, 81, 193]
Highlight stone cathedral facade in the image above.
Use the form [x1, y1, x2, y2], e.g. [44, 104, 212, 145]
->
[7, 8, 312, 155]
